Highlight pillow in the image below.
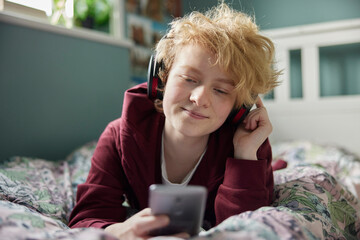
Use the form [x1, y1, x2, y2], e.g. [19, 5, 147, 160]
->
[201, 165, 360, 239]
[0, 156, 71, 224]
[0, 141, 97, 224]
[272, 140, 360, 199]
[0, 200, 116, 240]
[273, 165, 360, 239]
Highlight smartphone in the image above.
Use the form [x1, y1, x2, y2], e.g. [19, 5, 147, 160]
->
[148, 184, 207, 237]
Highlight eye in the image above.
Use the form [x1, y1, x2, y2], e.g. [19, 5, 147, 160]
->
[185, 78, 197, 84]
[214, 88, 228, 95]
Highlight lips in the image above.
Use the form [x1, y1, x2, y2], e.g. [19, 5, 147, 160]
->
[182, 108, 208, 120]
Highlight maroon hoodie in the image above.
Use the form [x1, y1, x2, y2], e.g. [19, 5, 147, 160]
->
[68, 83, 274, 229]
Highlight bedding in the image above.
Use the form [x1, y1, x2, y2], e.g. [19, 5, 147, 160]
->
[0, 140, 359, 239]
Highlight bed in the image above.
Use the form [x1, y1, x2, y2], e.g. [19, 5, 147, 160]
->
[0, 140, 359, 240]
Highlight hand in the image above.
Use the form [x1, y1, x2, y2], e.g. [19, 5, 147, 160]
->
[233, 97, 272, 160]
[104, 208, 190, 240]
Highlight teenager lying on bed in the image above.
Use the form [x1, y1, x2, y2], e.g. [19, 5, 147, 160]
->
[68, 2, 281, 239]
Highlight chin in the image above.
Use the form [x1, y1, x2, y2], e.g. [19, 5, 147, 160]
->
[179, 123, 219, 137]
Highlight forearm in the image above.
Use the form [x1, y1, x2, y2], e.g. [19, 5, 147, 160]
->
[69, 120, 129, 229]
[68, 182, 128, 228]
[214, 139, 274, 225]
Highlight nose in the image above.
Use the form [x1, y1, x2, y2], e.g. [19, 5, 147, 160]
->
[189, 86, 210, 108]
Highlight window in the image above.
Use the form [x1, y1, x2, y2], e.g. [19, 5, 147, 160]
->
[2, 0, 113, 32]
[289, 49, 303, 99]
[6, 0, 52, 16]
[0, 0, 130, 47]
[319, 43, 360, 97]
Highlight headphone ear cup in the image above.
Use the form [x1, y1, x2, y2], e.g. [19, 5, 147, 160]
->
[227, 105, 251, 126]
[147, 55, 164, 100]
[147, 55, 156, 100]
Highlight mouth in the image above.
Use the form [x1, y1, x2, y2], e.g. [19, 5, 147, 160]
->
[182, 108, 209, 120]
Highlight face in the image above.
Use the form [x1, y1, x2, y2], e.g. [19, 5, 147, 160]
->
[163, 44, 236, 138]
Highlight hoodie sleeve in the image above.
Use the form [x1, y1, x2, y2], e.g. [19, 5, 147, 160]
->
[214, 139, 274, 225]
[68, 119, 129, 229]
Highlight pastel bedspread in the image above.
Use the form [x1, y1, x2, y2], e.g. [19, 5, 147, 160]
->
[1, 141, 359, 239]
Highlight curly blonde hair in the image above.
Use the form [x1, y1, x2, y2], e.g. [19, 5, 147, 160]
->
[155, 2, 280, 109]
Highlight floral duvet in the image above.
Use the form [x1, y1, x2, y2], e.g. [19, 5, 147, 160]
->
[0, 141, 359, 240]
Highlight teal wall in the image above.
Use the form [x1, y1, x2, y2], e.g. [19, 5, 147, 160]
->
[183, 0, 360, 30]
[0, 22, 130, 160]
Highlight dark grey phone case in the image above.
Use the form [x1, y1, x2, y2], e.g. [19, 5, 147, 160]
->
[148, 184, 207, 236]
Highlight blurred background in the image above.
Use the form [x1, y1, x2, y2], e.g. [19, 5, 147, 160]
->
[0, 0, 359, 161]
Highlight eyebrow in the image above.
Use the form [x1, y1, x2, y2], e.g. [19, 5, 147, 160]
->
[180, 65, 234, 86]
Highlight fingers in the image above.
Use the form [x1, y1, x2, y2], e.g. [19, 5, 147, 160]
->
[131, 208, 170, 236]
[255, 96, 265, 108]
[104, 208, 172, 240]
[137, 209, 190, 239]
[243, 109, 262, 130]
[137, 207, 152, 216]
[171, 232, 190, 239]
[243, 102, 270, 131]
[233, 98, 272, 160]
[136, 216, 169, 236]
[243, 97, 265, 128]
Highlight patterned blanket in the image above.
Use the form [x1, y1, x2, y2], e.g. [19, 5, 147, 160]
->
[1, 141, 359, 240]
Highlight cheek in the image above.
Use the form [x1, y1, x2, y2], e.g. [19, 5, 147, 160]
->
[162, 87, 179, 114]
[217, 106, 233, 121]
[215, 96, 235, 116]
[163, 84, 186, 105]
[162, 93, 171, 116]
